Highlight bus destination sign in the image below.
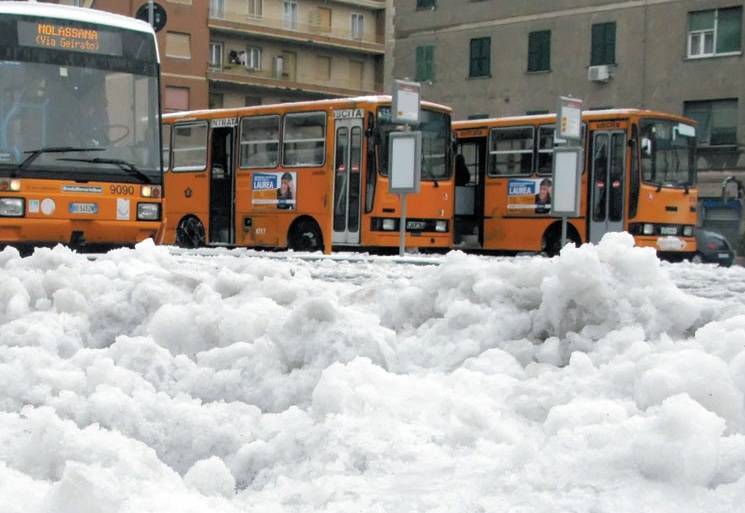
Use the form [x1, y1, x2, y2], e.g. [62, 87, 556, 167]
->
[17, 21, 123, 56]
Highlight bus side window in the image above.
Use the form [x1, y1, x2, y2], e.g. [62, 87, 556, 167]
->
[283, 112, 326, 167]
[488, 126, 534, 176]
[629, 124, 640, 218]
[161, 124, 171, 171]
[240, 115, 280, 168]
[537, 125, 554, 174]
[172, 122, 208, 172]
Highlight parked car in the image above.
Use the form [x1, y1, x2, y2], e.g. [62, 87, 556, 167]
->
[693, 229, 735, 267]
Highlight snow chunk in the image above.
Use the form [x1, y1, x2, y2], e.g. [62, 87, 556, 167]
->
[183, 457, 235, 498]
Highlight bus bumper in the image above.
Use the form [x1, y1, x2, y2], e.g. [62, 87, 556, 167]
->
[0, 218, 164, 250]
[634, 235, 696, 259]
[366, 231, 453, 250]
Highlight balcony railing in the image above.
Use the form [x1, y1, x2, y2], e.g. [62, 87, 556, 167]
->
[208, 9, 385, 48]
[208, 62, 382, 96]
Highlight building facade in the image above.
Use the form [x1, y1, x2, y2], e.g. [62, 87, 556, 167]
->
[48, 0, 386, 111]
[394, 0, 745, 249]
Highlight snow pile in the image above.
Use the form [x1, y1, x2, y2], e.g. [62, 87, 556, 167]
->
[0, 233, 744, 512]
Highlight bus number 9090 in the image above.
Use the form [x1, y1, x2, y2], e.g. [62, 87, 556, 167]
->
[110, 185, 135, 195]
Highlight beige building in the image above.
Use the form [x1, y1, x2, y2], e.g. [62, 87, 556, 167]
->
[44, 0, 387, 109]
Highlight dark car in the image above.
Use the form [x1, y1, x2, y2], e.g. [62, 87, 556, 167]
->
[693, 229, 735, 267]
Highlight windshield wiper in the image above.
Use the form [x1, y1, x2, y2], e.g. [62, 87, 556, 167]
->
[14, 146, 105, 177]
[55, 157, 152, 184]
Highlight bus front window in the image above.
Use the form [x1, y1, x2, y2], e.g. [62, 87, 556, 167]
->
[377, 107, 451, 181]
[639, 119, 696, 188]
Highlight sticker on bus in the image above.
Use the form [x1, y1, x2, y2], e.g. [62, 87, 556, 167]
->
[252, 172, 296, 210]
[507, 178, 553, 216]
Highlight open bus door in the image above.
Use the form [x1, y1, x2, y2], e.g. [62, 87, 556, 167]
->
[208, 125, 236, 244]
[332, 117, 364, 245]
[454, 130, 487, 248]
[588, 123, 627, 243]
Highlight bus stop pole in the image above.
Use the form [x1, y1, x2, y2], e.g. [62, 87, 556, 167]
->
[148, 0, 154, 26]
[399, 193, 407, 257]
[561, 216, 567, 248]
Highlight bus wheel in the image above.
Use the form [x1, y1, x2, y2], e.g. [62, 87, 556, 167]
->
[176, 216, 206, 248]
[288, 218, 323, 252]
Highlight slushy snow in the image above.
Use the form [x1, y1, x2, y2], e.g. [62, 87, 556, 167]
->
[1, 232, 745, 512]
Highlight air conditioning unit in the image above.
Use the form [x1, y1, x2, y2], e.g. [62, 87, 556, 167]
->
[588, 65, 611, 83]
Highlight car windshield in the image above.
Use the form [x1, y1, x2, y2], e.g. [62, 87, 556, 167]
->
[377, 107, 451, 180]
[0, 16, 160, 183]
[640, 118, 696, 187]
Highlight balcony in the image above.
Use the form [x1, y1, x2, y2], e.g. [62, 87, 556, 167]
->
[208, 9, 385, 55]
[208, 63, 382, 97]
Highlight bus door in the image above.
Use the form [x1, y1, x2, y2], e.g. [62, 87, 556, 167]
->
[454, 136, 486, 247]
[589, 128, 627, 243]
[209, 125, 236, 244]
[332, 117, 364, 245]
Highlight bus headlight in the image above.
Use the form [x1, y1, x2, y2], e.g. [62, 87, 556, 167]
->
[683, 225, 693, 237]
[435, 220, 448, 232]
[0, 197, 24, 217]
[0, 179, 21, 192]
[382, 219, 396, 231]
[642, 223, 655, 235]
[141, 185, 162, 198]
[137, 202, 160, 221]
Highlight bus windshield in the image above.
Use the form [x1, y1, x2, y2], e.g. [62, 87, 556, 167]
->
[640, 118, 696, 187]
[377, 107, 451, 181]
[0, 17, 160, 183]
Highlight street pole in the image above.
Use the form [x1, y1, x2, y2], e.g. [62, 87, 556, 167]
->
[148, 0, 154, 27]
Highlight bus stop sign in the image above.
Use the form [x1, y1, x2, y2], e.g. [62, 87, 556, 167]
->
[136, 2, 167, 32]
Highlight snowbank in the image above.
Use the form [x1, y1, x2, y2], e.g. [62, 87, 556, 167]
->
[1, 234, 744, 512]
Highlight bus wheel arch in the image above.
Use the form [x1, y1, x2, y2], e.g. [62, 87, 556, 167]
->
[175, 215, 206, 249]
[288, 216, 323, 252]
[542, 221, 581, 256]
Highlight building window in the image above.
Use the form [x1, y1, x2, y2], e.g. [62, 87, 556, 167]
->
[528, 30, 551, 72]
[208, 41, 223, 68]
[245, 97, 262, 106]
[688, 7, 742, 58]
[416, 0, 436, 9]
[591, 22, 616, 65]
[469, 37, 491, 77]
[316, 55, 332, 81]
[351, 13, 364, 40]
[684, 99, 739, 146]
[416, 45, 434, 82]
[283, 1, 298, 30]
[209, 93, 224, 109]
[165, 32, 191, 59]
[349, 59, 364, 89]
[165, 86, 189, 112]
[209, 0, 224, 18]
[246, 47, 262, 70]
[248, 0, 263, 19]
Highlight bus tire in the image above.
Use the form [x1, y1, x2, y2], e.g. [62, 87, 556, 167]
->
[542, 222, 580, 257]
[176, 216, 206, 249]
[288, 218, 323, 252]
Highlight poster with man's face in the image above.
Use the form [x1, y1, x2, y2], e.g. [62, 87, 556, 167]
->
[506, 178, 553, 216]
[252, 172, 296, 210]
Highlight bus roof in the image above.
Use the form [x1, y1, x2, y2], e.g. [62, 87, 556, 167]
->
[163, 95, 452, 122]
[0, 1, 155, 34]
[453, 109, 695, 130]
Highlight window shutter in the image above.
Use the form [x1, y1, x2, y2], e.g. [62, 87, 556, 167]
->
[416, 46, 424, 81]
[717, 7, 742, 53]
[426, 46, 434, 80]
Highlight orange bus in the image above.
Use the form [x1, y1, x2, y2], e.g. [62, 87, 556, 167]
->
[0, 3, 164, 251]
[453, 109, 698, 258]
[161, 96, 453, 253]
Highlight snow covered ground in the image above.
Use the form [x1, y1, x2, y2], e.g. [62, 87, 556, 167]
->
[1, 232, 745, 513]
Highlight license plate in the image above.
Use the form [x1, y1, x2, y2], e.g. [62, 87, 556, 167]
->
[660, 226, 678, 236]
[407, 221, 426, 230]
[718, 253, 730, 259]
[69, 202, 98, 214]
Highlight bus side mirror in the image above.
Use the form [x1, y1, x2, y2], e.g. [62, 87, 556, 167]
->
[641, 137, 652, 156]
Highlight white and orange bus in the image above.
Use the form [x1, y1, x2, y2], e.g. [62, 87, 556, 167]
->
[453, 109, 698, 258]
[161, 96, 453, 253]
[0, 3, 164, 251]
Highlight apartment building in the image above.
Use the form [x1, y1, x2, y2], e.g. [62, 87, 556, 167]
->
[46, 0, 386, 110]
[394, 0, 745, 248]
